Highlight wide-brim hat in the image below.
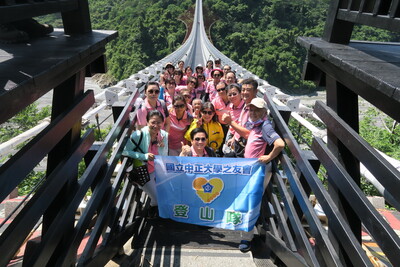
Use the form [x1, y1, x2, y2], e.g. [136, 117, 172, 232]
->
[249, 98, 268, 110]
[211, 68, 223, 77]
[164, 62, 174, 69]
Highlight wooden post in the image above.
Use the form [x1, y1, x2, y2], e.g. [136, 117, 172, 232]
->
[323, 0, 354, 44]
[43, 69, 85, 263]
[61, 0, 92, 34]
[326, 74, 360, 264]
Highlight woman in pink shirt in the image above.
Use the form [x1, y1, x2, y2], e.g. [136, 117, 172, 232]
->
[176, 76, 197, 100]
[168, 94, 193, 156]
[195, 74, 207, 100]
[194, 64, 204, 77]
[163, 78, 176, 108]
[226, 83, 245, 139]
[204, 60, 213, 80]
[182, 66, 193, 83]
[173, 69, 186, 86]
[136, 82, 171, 132]
[206, 69, 223, 102]
[160, 62, 174, 87]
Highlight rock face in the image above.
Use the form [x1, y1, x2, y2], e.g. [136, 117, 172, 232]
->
[91, 73, 117, 89]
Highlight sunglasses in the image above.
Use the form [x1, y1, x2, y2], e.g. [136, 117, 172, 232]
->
[148, 90, 160, 94]
[228, 92, 238, 97]
[213, 74, 221, 77]
[202, 110, 214, 115]
[217, 88, 226, 92]
[183, 95, 191, 98]
[188, 81, 196, 84]
[174, 104, 185, 109]
[194, 137, 206, 142]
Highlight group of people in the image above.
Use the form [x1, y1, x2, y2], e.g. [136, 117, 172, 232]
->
[122, 60, 285, 251]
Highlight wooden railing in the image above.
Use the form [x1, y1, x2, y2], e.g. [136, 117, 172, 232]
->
[324, 0, 400, 43]
[0, 88, 147, 265]
[0, 0, 91, 34]
[254, 93, 400, 266]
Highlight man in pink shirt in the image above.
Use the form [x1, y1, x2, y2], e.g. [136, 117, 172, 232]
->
[222, 78, 258, 157]
[239, 97, 284, 253]
[244, 98, 284, 162]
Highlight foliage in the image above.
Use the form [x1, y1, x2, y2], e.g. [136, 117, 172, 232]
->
[359, 108, 400, 160]
[287, 106, 399, 197]
[204, 0, 329, 94]
[38, 0, 400, 94]
[18, 170, 46, 196]
[88, 0, 192, 80]
[0, 103, 50, 143]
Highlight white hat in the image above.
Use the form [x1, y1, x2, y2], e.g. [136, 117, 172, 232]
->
[249, 98, 268, 110]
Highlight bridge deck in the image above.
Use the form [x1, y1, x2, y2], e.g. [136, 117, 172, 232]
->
[114, 218, 276, 266]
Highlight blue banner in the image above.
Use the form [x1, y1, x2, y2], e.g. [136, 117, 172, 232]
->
[155, 156, 266, 232]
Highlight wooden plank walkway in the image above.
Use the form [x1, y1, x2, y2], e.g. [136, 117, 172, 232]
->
[109, 218, 276, 267]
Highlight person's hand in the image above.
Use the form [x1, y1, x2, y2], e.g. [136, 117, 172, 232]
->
[180, 142, 191, 156]
[222, 113, 232, 125]
[196, 118, 203, 127]
[258, 155, 271, 164]
[147, 153, 155, 161]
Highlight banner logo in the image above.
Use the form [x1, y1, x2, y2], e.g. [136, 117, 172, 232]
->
[192, 177, 224, 203]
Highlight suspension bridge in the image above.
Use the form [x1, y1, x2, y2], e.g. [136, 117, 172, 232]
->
[1, 0, 400, 266]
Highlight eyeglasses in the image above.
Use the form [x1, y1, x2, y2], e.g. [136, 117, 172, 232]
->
[194, 137, 206, 142]
[217, 88, 226, 92]
[183, 95, 191, 98]
[174, 104, 185, 109]
[202, 110, 214, 115]
[228, 92, 238, 97]
[148, 90, 160, 94]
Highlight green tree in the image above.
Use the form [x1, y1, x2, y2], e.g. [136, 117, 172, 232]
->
[0, 103, 50, 143]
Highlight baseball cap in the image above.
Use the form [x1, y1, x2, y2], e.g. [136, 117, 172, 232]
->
[249, 98, 268, 110]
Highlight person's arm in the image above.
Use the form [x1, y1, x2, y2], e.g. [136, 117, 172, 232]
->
[258, 138, 284, 164]
[222, 113, 250, 139]
[164, 116, 171, 132]
[122, 131, 148, 161]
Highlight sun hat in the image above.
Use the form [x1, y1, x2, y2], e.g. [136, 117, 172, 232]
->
[164, 62, 174, 69]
